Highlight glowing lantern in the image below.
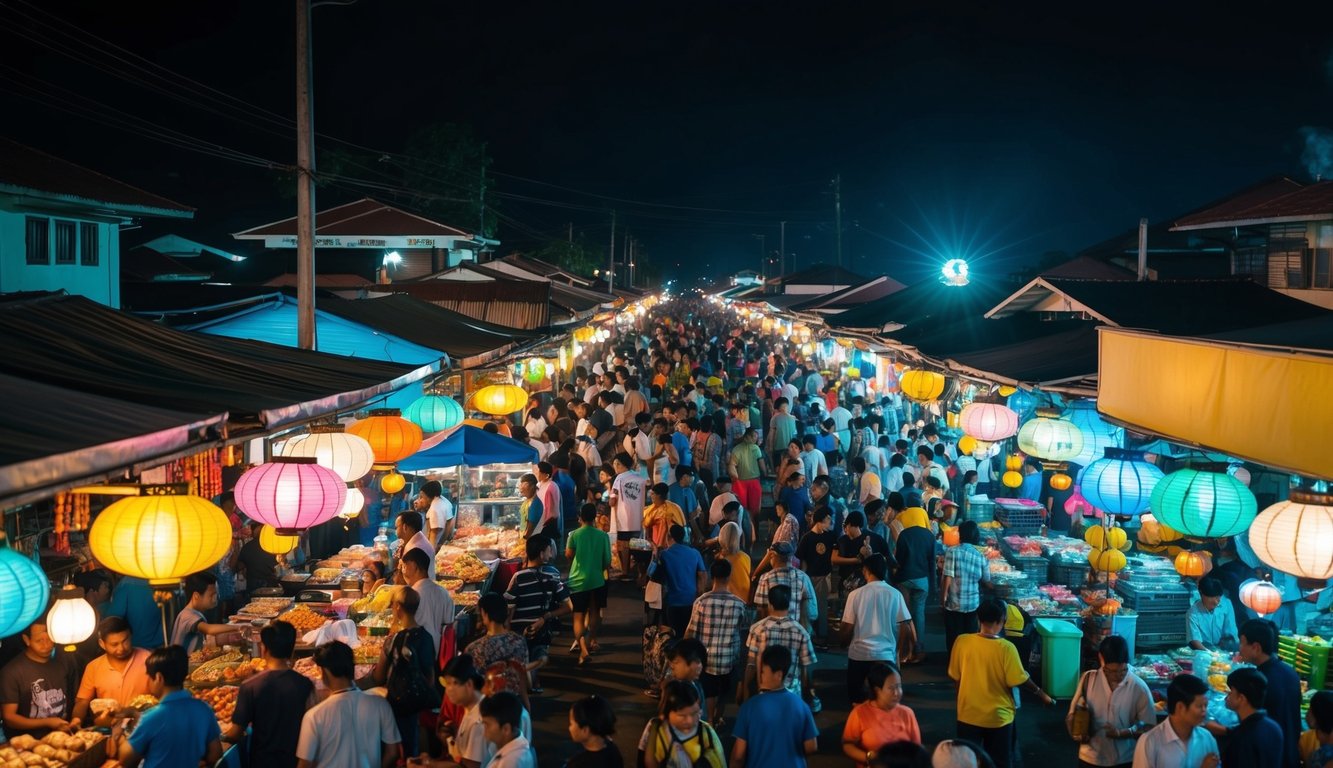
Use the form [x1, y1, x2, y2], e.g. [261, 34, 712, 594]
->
[1174, 551, 1213, 578]
[381, 472, 406, 494]
[1085, 526, 1128, 551]
[46, 585, 96, 651]
[279, 424, 375, 482]
[1017, 408, 1084, 462]
[1150, 468, 1257, 538]
[234, 457, 348, 535]
[472, 384, 529, 416]
[900, 370, 945, 402]
[1050, 473, 1072, 491]
[259, 525, 300, 555]
[1079, 449, 1163, 517]
[89, 493, 231, 587]
[1065, 488, 1096, 518]
[348, 409, 423, 469]
[1240, 579, 1283, 617]
[942, 527, 960, 546]
[945, 411, 960, 429]
[403, 394, 464, 434]
[960, 398, 1019, 442]
[0, 534, 49, 639]
[1247, 492, 1333, 579]
[1002, 470, 1023, 489]
[525, 358, 547, 384]
[339, 486, 365, 519]
[1062, 399, 1124, 469]
[1088, 548, 1127, 573]
[573, 326, 596, 343]
[957, 436, 978, 456]
[998, 385, 1017, 397]
[1005, 454, 1024, 471]
[846, 367, 861, 380]
[1007, 389, 1038, 422]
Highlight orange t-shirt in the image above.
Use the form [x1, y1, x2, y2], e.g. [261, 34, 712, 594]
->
[842, 701, 921, 765]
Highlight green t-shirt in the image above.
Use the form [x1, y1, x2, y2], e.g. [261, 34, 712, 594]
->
[731, 443, 763, 480]
[565, 524, 612, 593]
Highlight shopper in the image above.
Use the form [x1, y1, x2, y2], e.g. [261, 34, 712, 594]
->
[1068, 635, 1154, 768]
[893, 506, 934, 664]
[435, 654, 533, 768]
[478, 691, 535, 768]
[685, 559, 749, 725]
[731, 645, 818, 767]
[797, 506, 839, 647]
[110, 645, 220, 768]
[1132, 674, 1220, 768]
[0, 617, 75, 739]
[566, 694, 622, 768]
[842, 661, 923, 767]
[1231, 618, 1302, 768]
[418, 479, 455, 545]
[949, 597, 1054, 768]
[941, 521, 991, 654]
[296, 641, 401, 768]
[464, 593, 530, 707]
[565, 503, 612, 663]
[727, 428, 767, 515]
[396, 510, 437, 579]
[655, 524, 707, 637]
[610, 452, 648, 580]
[403, 547, 453, 660]
[367, 586, 438, 757]
[504, 535, 573, 694]
[224, 620, 314, 768]
[740, 584, 818, 708]
[642, 680, 725, 768]
[1221, 667, 1284, 768]
[839, 554, 915, 704]
[69, 616, 151, 729]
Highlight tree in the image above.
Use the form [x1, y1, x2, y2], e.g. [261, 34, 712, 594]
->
[533, 235, 603, 277]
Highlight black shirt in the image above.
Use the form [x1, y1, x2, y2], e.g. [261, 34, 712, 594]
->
[1222, 710, 1285, 768]
[894, 526, 936, 582]
[233, 668, 315, 768]
[1258, 656, 1303, 768]
[796, 530, 838, 577]
[836, 532, 892, 579]
[565, 745, 624, 768]
[589, 408, 614, 437]
[238, 539, 279, 588]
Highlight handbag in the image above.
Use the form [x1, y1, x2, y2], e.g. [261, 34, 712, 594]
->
[385, 629, 437, 716]
[1065, 669, 1096, 742]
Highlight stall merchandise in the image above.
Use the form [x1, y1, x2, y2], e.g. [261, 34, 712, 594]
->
[0, 731, 106, 768]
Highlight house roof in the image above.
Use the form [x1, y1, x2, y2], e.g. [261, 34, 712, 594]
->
[500, 254, 594, 287]
[947, 324, 1103, 387]
[415, 262, 614, 315]
[0, 294, 428, 433]
[264, 273, 375, 290]
[790, 275, 908, 312]
[232, 198, 474, 240]
[0, 137, 193, 218]
[369, 279, 553, 329]
[826, 276, 1016, 331]
[1202, 313, 1333, 353]
[1171, 176, 1329, 231]
[1039, 254, 1137, 280]
[318, 294, 541, 362]
[775, 264, 867, 287]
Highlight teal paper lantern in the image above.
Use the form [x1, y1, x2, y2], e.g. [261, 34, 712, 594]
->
[0, 535, 50, 639]
[1007, 389, 1038, 422]
[1063, 399, 1124, 468]
[403, 394, 464, 434]
[1078, 448, 1164, 517]
[1150, 468, 1257, 538]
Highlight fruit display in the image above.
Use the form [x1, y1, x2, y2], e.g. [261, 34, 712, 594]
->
[198, 686, 239, 724]
[0, 731, 103, 767]
[440, 552, 491, 583]
[354, 635, 385, 664]
[236, 597, 292, 618]
[188, 650, 246, 684]
[352, 586, 393, 614]
[189, 646, 231, 665]
[279, 604, 330, 634]
[452, 591, 481, 608]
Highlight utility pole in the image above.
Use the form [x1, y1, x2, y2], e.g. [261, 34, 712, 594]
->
[567, 222, 573, 244]
[628, 238, 635, 288]
[753, 233, 767, 281]
[608, 210, 616, 290]
[477, 148, 487, 237]
[833, 174, 842, 269]
[779, 220, 786, 277]
[295, 0, 317, 350]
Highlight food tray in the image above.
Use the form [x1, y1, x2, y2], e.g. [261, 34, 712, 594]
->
[1114, 580, 1191, 612]
[994, 498, 1044, 534]
[959, 499, 995, 523]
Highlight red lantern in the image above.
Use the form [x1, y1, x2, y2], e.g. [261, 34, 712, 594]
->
[1240, 579, 1282, 617]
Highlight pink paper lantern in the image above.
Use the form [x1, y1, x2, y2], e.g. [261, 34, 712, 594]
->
[1240, 579, 1282, 617]
[1065, 487, 1097, 518]
[960, 398, 1019, 442]
[234, 457, 347, 534]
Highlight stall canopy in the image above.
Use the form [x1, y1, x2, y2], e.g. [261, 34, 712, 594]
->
[0, 294, 430, 434]
[398, 425, 539, 471]
[1098, 325, 1333, 479]
[0, 374, 225, 504]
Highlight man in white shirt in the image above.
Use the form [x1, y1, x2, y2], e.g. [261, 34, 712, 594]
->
[1132, 673, 1219, 768]
[708, 476, 741, 526]
[1073, 635, 1155, 768]
[401, 548, 453, 659]
[417, 480, 455, 545]
[610, 452, 647, 579]
[534, 461, 563, 540]
[479, 691, 535, 768]
[837, 553, 914, 704]
[395, 510, 435, 579]
[295, 641, 399, 768]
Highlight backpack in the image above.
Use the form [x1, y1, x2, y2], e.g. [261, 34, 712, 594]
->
[642, 625, 675, 689]
[481, 658, 528, 697]
[385, 628, 437, 716]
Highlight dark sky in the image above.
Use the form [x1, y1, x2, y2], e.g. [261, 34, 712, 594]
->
[4, 1, 1333, 285]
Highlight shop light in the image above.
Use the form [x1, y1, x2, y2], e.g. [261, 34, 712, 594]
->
[1017, 408, 1084, 462]
[472, 384, 528, 416]
[402, 394, 464, 434]
[899, 370, 945, 402]
[0, 533, 50, 638]
[1240, 579, 1283, 616]
[89, 491, 231, 587]
[46, 585, 96, 651]
[1247, 491, 1333, 579]
[1150, 467, 1256, 538]
[259, 525, 300, 555]
[348, 408, 423, 469]
[279, 423, 375, 481]
[234, 457, 348, 535]
[1078, 448, 1163, 517]
[959, 396, 1019, 442]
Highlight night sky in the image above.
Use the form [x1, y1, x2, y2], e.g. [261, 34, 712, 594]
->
[4, 1, 1333, 285]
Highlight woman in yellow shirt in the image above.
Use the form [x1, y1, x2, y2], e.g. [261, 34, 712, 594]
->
[717, 521, 751, 599]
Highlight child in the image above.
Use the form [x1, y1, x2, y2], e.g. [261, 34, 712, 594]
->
[170, 571, 240, 654]
[567, 695, 622, 768]
[479, 692, 534, 768]
[641, 681, 725, 768]
[663, 638, 708, 705]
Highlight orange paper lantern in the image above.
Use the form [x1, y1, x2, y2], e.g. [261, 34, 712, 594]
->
[1050, 473, 1072, 491]
[348, 409, 423, 469]
[1174, 550, 1213, 578]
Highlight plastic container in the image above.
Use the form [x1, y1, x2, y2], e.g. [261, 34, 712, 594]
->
[1035, 618, 1084, 698]
[995, 498, 1045, 534]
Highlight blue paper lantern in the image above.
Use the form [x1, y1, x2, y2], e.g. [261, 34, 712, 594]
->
[1007, 388, 1038, 422]
[403, 394, 464, 433]
[0, 535, 50, 639]
[1079, 448, 1164, 517]
[1150, 468, 1257, 538]
[1063, 399, 1124, 468]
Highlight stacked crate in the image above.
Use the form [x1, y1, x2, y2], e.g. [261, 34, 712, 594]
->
[1114, 580, 1191, 649]
[1278, 635, 1330, 691]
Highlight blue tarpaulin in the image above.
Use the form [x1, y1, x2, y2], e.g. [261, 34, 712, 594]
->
[399, 425, 538, 470]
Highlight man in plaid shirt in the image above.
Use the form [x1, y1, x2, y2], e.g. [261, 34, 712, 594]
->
[685, 559, 748, 724]
[740, 584, 820, 713]
[941, 520, 992, 654]
[754, 542, 813, 628]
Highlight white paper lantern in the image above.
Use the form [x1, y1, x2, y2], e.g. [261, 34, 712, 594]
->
[1248, 492, 1333, 579]
[280, 425, 375, 482]
[46, 585, 96, 650]
[960, 398, 1019, 442]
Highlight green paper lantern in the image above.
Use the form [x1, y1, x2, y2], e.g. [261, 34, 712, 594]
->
[403, 394, 464, 433]
[1150, 468, 1257, 538]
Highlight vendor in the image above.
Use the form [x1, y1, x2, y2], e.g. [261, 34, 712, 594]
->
[1187, 576, 1238, 651]
[69, 617, 151, 728]
[237, 520, 279, 593]
[395, 510, 436, 580]
[171, 572, 241, 654]
[0, 617, 75, 739]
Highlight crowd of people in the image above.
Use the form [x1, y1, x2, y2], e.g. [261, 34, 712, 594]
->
[2, 295, 1329, 768]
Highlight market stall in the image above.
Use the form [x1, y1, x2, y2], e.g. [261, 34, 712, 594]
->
[398, 424, 540, 527]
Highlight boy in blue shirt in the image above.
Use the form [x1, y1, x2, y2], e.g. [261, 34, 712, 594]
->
[114, 645, 221, 768]
[731, 645, 818, 767]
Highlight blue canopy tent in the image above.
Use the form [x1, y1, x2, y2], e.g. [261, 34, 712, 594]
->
[399, 425, 539, 470]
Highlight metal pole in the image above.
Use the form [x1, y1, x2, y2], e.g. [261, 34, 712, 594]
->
[834, 174, 842, 269]
[295, 0, 317, 350]
[779, 220, 786, 277]
[608, 210, 616, 291]
[1137, 217, 1149, 281]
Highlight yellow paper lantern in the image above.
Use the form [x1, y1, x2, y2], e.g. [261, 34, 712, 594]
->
[1084, 526, 1107, 549]
[998, 385, 1017, 397]
[89, 493, 232, 587]
[259, 525, 300, 555]
[1005, 454, 1024, 471]
[1050, 472, 1072, 491]
[1175, 550, 1213, 578]
[900, 370, 945, 402]
[573, 326, 596, 343]
[1088, 548, 1127, 573]
[381, 472, 406, 494]
[945, 411, 960, 429]
[339, 486, 365, 519]
[957, 436, 978, 456]
[472, 384, 528, 416]
[1002, 470, 1023, 489]
[348, 409, 423, 469]
[1107, 527, 1127, 550]
[846, 367, 861, 380]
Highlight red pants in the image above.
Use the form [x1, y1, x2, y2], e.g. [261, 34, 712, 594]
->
[734, 478, 761, 515]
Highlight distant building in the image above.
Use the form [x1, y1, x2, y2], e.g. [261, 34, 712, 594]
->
[731, 269, 761, 286]
[0, 138, 193, 307]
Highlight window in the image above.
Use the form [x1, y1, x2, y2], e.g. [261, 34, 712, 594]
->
[25, 217, 49, 265]
[54, 220, 76, 264]
[80, 222, 99, 266]
[1314, 224, 1333, 290]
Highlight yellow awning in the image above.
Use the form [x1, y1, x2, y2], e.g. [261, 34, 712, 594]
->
[1097, 328, 1333, 479]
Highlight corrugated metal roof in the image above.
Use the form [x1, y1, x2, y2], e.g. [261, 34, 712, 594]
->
[367, 280, 552, 329]
[1172, 177, 1323, 230]
[233, 198, 474, 238]
[0, 137, 194, 217]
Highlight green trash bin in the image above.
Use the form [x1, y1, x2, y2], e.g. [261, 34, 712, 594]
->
[1034, 618, 1083, 698]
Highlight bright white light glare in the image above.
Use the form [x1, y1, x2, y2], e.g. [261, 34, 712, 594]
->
[383, 251, 402, 266]
[941, 258, 969, 286]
